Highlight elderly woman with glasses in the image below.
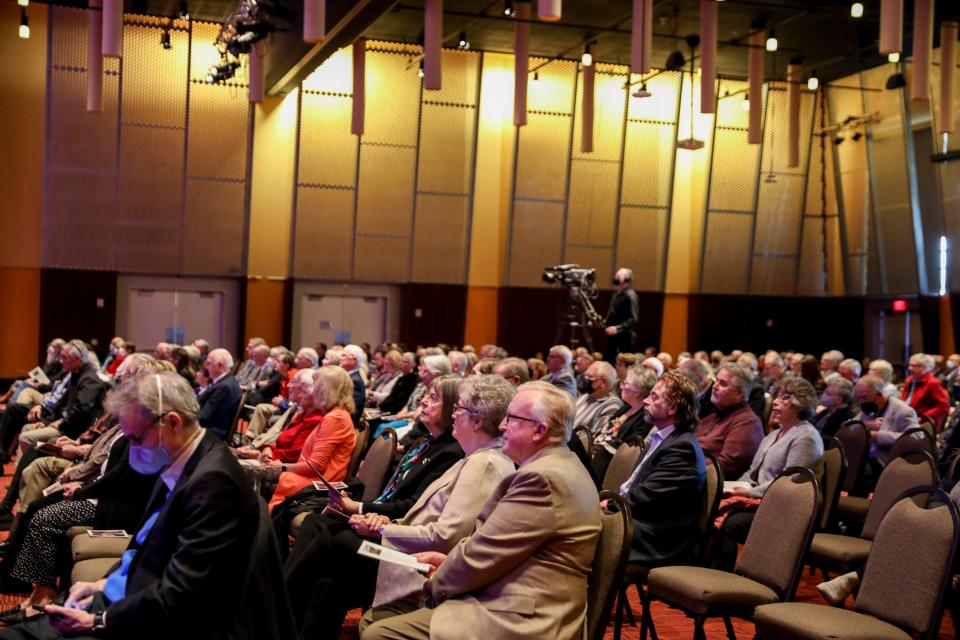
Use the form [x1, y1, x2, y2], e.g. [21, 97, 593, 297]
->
[284, 375, 466, 636]
[291, 376, 517, 640]
[710, 376, 824, 571]
[591, 366, 658, 481]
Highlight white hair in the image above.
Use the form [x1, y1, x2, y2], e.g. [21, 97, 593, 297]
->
[642, 357, 664, 378]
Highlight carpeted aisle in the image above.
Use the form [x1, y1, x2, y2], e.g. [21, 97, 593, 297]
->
[0, 460, 951, 639]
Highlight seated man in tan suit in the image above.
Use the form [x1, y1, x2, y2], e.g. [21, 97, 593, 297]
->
[360, 381, 602, 640]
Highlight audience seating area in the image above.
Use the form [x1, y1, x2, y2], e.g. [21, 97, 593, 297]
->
[0, 339, 957, 639]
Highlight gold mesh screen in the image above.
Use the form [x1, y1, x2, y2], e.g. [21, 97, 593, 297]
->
[295, 43, 479, 283]
[508, 59, 576, 286]
[44, 10, 251, 276]
[45, 8, 121, 270]
[617, 71, 681, 291]
[565, 66, 627, 286]
[699, 78, 760, 293]
[411, 48, 480, 283]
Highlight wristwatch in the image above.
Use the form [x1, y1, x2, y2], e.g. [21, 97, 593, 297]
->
[92, 611, 106, 633]
[281, 464, 287, 472]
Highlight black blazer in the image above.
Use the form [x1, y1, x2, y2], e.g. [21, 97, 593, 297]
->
[623, 429, 706, 566]
[814, 405, 855, 439]
[363, 430, 464, 520]
[49, 363, 104, 439]
[103, 431, 258, 639]
[377, 373, 420, 415]
[198, 373, 242, 440]
[349, 369, 365, 426]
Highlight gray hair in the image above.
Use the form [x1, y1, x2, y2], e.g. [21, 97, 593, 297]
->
[764, 352, 785, 369]
[825, 376, 855, 405]
[777, 376, 818, 421]
[589, 361, 618, 388]
[106, 370, 199, 429]
[422, 354, 452, 376]
[297, 347, 319, 367]
[867, 359, 894, 383]
[718, 362, 754, 396]
[447, 350, 468, 374]
[839, 358, 862, 378]
[821, 350, 844, 366]
[254, 344, 271, 358]
[624, 366, 657, 397]
[494, 357, 530, 384]
[549, 345, 573, 367]
[856, 374, 888, 396]
[343, 344, 368, 369]
[737, 352, 759, 372]
[909, 353, 935, 373]
[63, 339, 89, 364]
[518, 380, 575, 442]
[401, 352, 417, 368]
[459, 374, 516, 436]
[323, 348, 343, 366]
[678, 358, 710, 388]
[207, 348, 234, 371]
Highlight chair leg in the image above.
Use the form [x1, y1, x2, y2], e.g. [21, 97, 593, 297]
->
[723, 615, 736, 640]
[820, 568, 830, 582]
[624, 599, 636, 626]
[637, 585, 648, 640]
[693, 616, 707, 640]
[613, 589, 625, 640]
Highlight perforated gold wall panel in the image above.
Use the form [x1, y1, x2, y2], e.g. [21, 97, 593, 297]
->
[617, 71, 680, 291]
[507, 201, 565, 285]
[294, 44, 479, 284]
[699, 79, 761, 293]
[44, 10, 252, 275]
[45, 8, 120, 270]
[861, 65, 919, 294]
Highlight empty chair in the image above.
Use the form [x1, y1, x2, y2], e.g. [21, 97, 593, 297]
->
[646, 467, 818, 640]
[755, 486, 958, 639]
[586, 491, 633, 640]
[612, 451, 723, 640]
[807, 450, 937, 580]
[348, 420, 370, 478]
[887, 426, 935, 461]
[818, 437, 847, 532]
[601, 440, 645, 494]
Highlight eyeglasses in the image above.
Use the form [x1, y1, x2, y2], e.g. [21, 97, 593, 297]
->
[505, 413, 540, 426]
[452, 403, 477, 416]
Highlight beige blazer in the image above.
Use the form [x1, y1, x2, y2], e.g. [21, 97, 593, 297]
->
[427, 445, 602, 640]
[372, 443, 515, 607]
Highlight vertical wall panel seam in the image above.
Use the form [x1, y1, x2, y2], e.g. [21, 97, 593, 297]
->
[407, 61, 426, 282]
[558, 64, 579, 265]
[793, 90, 819, 295]
[462, 51, 483, 285]
[178, 19, 193, 275]
[288, 86, 304, 278]
[745, 83, 770, 293]
[610, 69, 630, 282]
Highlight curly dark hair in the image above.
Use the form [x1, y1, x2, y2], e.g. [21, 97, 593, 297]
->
[657, 370, 700, 432]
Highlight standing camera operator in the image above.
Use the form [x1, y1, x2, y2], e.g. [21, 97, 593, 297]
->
[603, 267, 639, 363]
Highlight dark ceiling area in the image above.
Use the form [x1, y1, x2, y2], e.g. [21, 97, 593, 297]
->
[34, 0, 960, 86]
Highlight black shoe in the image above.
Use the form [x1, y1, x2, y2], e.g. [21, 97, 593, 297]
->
[0, 607, 42, 625]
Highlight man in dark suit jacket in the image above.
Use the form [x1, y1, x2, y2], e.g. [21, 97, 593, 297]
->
[603, 267, 640, 364]
[1, 371, 258, 640]
[619, 370, 706, 566]
[198, 348, 242, 440]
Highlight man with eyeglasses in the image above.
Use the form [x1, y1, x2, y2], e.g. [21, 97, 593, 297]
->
[361, 381, 601, 640]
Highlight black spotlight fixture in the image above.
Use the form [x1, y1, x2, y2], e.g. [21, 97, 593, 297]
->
[885, 72, 906, 90]
[851, 131, 863, 141]
[665, 49, 685, 71]
[178, 0, 189, 20]
[160, 27, 171, 49]
[833, 134, 845, 145]
[504, 0, 514, 16]
[457, 31, 469, 50]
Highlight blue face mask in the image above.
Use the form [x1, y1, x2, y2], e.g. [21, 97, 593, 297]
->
[128, 431, 171, 475]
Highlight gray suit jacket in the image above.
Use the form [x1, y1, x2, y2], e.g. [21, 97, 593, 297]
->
[856, 395, 919, 465]
[373, 443, 515, 607]
[426, 445, 601, 640]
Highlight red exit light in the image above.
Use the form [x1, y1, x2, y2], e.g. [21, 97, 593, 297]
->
[892, 299, 908, 312]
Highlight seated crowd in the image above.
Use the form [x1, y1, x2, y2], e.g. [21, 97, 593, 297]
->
[0, 336, 955, 638]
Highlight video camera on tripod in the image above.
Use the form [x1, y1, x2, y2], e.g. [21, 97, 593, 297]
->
[542, 264, 597, 290]
[542, 264, 604, 350]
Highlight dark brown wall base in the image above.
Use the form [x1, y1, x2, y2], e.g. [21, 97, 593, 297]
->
[40, 268, 118, 363]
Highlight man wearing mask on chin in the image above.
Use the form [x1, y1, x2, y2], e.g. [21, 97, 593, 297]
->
[603, 267, 640, 364]
[853, 375, 919, 488]
[0, 371, 258, 640]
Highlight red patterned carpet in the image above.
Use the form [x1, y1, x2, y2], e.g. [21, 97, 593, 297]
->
[0, 461, 951, 639]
